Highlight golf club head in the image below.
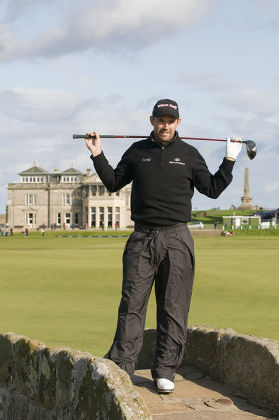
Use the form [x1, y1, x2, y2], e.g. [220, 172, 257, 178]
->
[243, 140, 257, 160]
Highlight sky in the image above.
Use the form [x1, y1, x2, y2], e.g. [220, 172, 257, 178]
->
[0, 0, 278, 213]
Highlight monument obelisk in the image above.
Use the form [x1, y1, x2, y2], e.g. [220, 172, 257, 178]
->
[239, 167, 253, 209]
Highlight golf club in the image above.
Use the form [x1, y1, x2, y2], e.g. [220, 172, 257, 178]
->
[73, 134, 257, 160]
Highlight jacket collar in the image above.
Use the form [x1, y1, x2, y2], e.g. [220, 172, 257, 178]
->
[149, 130, 179, 147]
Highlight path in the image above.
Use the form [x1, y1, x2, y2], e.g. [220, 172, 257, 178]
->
[133, 365, 278, 420]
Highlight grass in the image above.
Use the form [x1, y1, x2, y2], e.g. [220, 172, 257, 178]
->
[0, 232, 278, 356]
[191, 208, 254, 224]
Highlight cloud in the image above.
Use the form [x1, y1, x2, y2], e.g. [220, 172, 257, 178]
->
[0, 88, 91, 123]
[0, 0, 217, 61]
[222, 88, 279, 118]
[182, 73, 238, 93]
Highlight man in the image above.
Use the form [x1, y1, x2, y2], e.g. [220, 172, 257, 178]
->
[85, 99, 242, 393]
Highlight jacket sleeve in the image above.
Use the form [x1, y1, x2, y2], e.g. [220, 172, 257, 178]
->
[90, 146, 134, 193]
[193, 154, 235, 199]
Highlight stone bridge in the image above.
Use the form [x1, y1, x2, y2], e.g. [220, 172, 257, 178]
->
[0, 327, 278, 419]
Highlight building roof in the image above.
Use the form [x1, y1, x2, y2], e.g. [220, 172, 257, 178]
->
[19, 163, 49, 175]
[60, 167, 84, 175]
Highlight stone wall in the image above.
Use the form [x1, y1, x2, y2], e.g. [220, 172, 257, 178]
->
[137, 326, 279, 413]
[0, 332, 151, 420]
[1, 328, 279, 419]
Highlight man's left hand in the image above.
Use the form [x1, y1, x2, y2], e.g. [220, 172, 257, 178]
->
[226, 137, 243, 161]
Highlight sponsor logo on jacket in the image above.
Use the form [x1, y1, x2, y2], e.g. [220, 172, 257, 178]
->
[169, 157, 185, 165]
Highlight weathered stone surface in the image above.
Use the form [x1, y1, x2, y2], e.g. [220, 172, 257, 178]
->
[0, 332, 151, 420]
[219, 331, 279, 412]
[138, 326, 279, 412]
[134, 368, 274, 419]
[183, 326, 221, 377]
[1, 327, 279, 418]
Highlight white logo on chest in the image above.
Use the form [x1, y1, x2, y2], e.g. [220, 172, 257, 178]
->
[169, 157, 185, 165]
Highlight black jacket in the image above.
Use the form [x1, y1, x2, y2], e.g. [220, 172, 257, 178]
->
[91, 132, 234, 226]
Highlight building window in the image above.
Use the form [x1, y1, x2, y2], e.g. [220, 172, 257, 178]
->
[63, 194, 71, 205]
[22, 177, 44, 183]
[25, 194, 36, 205]
[107, 207, 112, 228]
[91, 207, 96, 227]
[116, 191, 120, 196]
[85, 207, 88, 224]
[62, 176, 77, 183]
[26, 212, 35, 226]
[57, 213, 61, 225]
[90, 186, 97, 196]
[99, 207, 104, 228]
[74, 213, 79, 225]
[65, 213, 71, 224]
[98, 185, 105, 196]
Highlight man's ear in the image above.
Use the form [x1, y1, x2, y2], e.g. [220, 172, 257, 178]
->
[150, 116, 154, 126]
[177, 118, 181, 126]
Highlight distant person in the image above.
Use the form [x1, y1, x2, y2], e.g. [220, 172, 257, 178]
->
[85, 98, 242, 393]
[41, 227, 45, 237]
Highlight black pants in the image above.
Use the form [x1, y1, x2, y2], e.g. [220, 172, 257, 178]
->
[107, 223, 195, 382]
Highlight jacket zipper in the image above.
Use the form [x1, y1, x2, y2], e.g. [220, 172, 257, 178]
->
[160, 146, 165, 168]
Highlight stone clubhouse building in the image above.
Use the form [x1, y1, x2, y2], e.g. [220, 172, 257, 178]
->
[7, 162, 133, 230]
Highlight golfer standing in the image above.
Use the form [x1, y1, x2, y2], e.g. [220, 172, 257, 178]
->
[85, 99, 242, 393]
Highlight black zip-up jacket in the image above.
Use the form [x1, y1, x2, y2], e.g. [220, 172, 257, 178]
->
[91, 132, 235, 226]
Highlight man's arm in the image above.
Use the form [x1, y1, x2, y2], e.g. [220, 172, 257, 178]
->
[193, 137, 242, 199]
[85, 131, 133, 192]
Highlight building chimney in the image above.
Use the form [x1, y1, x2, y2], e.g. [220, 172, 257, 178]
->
[86, 168, 91, 177]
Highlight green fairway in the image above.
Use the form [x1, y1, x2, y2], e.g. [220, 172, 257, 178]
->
[0, 232, 278, 356]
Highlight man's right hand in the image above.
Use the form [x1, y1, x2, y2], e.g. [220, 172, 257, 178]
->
[85, 131, 102, 157]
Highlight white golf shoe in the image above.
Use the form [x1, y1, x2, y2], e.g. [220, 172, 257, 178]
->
[156, 378, 174, 393]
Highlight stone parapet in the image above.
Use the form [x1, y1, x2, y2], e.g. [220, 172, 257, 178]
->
[1, 328, 279, 418]
[0, 332, 151, 420]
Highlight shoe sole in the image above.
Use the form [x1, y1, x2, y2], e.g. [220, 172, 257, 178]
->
[153, 383, 174, 394]
[157, 388, 174, 394]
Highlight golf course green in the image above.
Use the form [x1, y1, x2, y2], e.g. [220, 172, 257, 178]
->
[0, 231, 278, 356]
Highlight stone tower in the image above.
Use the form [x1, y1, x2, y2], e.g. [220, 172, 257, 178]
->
[239, 167, 253, 209]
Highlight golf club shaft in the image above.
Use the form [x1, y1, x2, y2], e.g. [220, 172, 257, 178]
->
[73, 134, 242, 143]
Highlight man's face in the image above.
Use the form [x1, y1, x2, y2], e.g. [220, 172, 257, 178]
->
[150, 115, 181, 144]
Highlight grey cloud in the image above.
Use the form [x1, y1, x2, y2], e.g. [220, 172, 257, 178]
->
[0, 88, 93, 123]
[182, 73, 238, 93]
[221, 88, 279, 118]
[2, 0, 78, 20]
[0, 0, 218, 61]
